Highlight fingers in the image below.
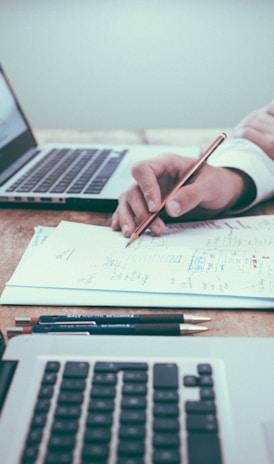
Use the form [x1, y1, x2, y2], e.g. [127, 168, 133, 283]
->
[111, 185, 166, 237]
[131, 154, 191, 212]
[235, 110, 274, 133]
[166, 183, 204, 217]
[165, 164, 246, 218]
[233, 103, 274, 160]
[131, 159, 165, 212]
[265, 102, 274, 117]
[234, 126, 273, 157]
[111, 193, 136, 236]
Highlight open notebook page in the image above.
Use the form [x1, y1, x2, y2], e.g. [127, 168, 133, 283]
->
[4, 216, 274, 300]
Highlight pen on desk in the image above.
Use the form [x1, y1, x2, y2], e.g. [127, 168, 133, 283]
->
[15, 314, 211, 326]
[126, 132, 227, 247]
[7, 323, 208, 337]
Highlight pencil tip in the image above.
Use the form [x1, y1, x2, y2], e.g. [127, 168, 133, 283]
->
[125, 233, 138, 248]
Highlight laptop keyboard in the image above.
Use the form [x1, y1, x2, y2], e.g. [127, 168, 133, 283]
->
[5, 148, 127, 195]
[20, 359, 223, 464]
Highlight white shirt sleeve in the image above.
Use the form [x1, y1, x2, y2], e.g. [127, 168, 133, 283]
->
[207, 138, 274, 212]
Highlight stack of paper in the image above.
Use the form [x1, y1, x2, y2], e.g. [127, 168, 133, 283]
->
[1, 216, 274, 308]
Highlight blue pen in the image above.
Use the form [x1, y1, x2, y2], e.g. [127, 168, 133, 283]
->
[8, 323, 208, 337]
[16, 314, 211, 325]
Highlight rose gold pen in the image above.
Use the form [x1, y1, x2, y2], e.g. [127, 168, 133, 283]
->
[126, 132, 227, 247]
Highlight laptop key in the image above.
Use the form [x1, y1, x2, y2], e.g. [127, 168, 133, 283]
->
[26, 429, 43, 445]
[118, 440, 145, 457]
[121, 397, 147, 409]
[51, 419, 78, 434]
[60, 378, 86, 391]
[184, 375, 199, 387]
[31, 413, 47, 429]
[123, 371, 148, 383]
[197, 363, 213, 375]
[200, 387, 215, 400]
[44, 451, 73, 464]
[187, 433, 222, 464]
[153, 418, 179, 432]
[153, 449, 180, 463]
[58, 391, 84, 404]
[122, 383, 147, 396]
[153, 433, 180, 448]
[118, 362, 148, 371]
[89, 398, 115, 412]
[153, 364, 178, 389]
[90, 385, 116, 398]
[38, 385, 54, 399]
[42, 373, 58, 385]
[45, 361, 60, 372]
[153, 391, 178, 403]
[21, 445, 39, 463]
[185, 400, 216, 414]
[117, 459, 144, 464]
[86, 412, 113, 428]
[55, 405, 81, 419]
[82, 443, 109, 461]
[153, 403, 179, 417]
[94, 361, 119, 372]
[187, 414, 218, 433]
[120, 410, 146, 424]
[119, 425, 145, 440]
[93, 372, 117, 385]
[48, 435, 75, 451]
[63, 361, 89, 378]
[35, 399, 51, 413]
[199, 375, 214, 387]
[84, 428, 111, 443]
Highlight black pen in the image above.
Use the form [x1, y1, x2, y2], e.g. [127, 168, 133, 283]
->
[8, 323, 208, 337]
[15, 314, 211, 326]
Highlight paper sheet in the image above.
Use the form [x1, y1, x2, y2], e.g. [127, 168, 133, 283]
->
[4, 216, 274, 304]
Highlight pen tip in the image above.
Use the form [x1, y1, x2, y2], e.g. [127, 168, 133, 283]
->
[186, 315, 211, 323]
[180, 323, 208, 334]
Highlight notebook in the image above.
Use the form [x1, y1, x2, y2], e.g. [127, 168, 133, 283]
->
[1, 215, 274, 308]
[0, 334, 273, 463]
[0, 64, 199, 210]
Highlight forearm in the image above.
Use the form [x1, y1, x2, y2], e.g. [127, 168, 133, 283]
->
[208, 138, 274, 212]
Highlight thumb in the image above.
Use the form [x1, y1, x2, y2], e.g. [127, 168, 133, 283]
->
[165, 183, 203, 217]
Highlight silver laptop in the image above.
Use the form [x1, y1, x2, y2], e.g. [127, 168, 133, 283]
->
[0, 65, 199, 210]
[0, 334, 273, 463]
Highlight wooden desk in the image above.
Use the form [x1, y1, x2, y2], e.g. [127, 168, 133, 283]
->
[1, 129, 274, 340]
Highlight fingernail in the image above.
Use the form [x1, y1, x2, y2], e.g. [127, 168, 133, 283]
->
[122, 225, 129, 236]
[167, 200, 181, 216]
[148, 200, 156, 212]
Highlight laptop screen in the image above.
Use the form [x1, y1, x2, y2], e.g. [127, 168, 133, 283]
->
[0, 73, 28, 149]
[0, 66, 36, 183]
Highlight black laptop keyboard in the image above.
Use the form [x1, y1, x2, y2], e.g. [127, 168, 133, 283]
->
[5, 148, 127, 195]
[20, 360, 222, 464]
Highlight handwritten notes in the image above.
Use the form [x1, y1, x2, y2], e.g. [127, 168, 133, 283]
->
[6, 216, 274, 300]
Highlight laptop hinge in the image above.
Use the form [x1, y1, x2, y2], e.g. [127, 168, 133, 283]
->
[0, 148, 39, 186]
[0, 360, 18, 414]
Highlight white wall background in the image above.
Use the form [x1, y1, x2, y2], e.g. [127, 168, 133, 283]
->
[0, 1, 273, 131]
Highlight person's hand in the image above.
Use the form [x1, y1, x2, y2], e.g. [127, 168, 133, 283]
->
[233, 102, 274, 160]
[111, 154, 255, 237]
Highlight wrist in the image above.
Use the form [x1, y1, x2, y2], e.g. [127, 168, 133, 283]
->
[223, 168, 257, 210]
